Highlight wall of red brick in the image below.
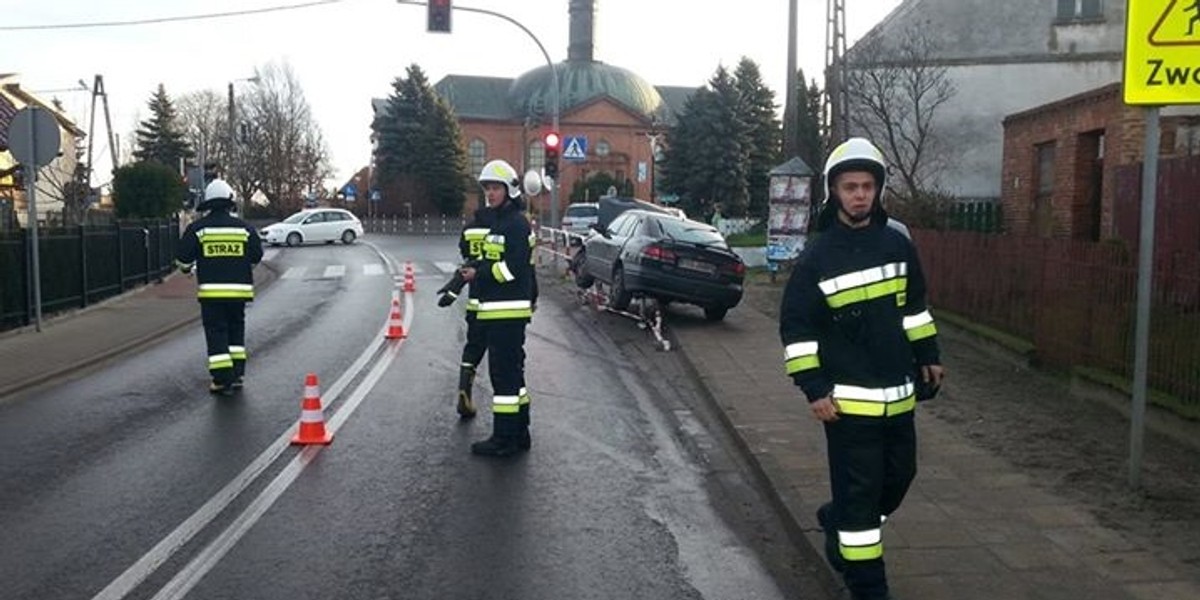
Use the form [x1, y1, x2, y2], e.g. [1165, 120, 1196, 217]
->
[457, 98, 655, 221]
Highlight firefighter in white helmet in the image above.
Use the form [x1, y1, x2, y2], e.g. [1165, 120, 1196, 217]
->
[458, 159, 536, 456]
[175, 179, 264, 395]
[779, 137, 945, 600]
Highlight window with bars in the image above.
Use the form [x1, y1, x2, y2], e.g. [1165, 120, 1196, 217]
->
[528, 140, 545, 172]
[469, 139, 487, 176]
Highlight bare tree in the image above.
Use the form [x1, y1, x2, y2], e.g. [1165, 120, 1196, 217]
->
[239, 62, 332, 215]
[176, 89, 229, 173]
[843, 26, 955, 203]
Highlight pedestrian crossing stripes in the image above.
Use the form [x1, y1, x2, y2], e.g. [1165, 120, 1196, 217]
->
[277, 262, 457, 280]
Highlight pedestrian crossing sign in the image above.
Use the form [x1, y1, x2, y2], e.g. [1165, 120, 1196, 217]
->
[562, 136, 587, 161]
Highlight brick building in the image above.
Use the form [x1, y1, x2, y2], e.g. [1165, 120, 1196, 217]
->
[372, 0, 696, 221]
[1001, 82, 1200, 242]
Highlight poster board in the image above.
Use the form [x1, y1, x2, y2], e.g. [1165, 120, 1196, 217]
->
[766, 174, 811, 264]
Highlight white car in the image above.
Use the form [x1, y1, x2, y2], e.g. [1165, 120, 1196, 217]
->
[561, 202, 599, 236]
[260, 208, 364, 246]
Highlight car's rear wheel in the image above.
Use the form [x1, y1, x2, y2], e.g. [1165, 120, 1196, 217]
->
[704, 306, 729, 321]
[611, 265, 632, 311]
[341, 230, 357, 244]
[572, 250, 594, 289]
[286, 232, 302, 247]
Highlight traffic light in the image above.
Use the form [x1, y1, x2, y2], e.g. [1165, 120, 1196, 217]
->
[543, 131, 561, 180]
[427, 0, 451, 33]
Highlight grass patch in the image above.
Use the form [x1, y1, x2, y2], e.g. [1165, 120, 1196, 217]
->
[1073, 366, 1200, 421]
[932, 308, 1036, 359]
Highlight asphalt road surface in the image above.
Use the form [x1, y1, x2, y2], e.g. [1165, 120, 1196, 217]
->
[0, 234, 825, 600]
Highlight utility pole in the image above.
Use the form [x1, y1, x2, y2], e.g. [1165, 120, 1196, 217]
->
[85, 75, 118, 190]
[824, 0, 847, 146]
[783, 0, 798, 158]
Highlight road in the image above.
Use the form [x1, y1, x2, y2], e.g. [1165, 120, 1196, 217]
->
[0, 234, 822, 600]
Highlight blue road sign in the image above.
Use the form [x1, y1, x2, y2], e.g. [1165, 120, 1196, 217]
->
[342, 183, 357, 201]
[562, 136, 587, 161]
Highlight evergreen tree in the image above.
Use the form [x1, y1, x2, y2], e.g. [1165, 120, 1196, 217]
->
[734, 58, 782, 219]
[112, 160, 187, 218]
[373, 65, 469, 216]
[659, 66, 750, 221]
[133, 84, 194, 169]
[782, 70, 825, 180]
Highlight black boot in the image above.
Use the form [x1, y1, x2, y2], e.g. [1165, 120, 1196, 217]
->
[456, 365, 477, 419]
[471, 413, 524, 457]
[517, 403, 532, 450]
[817, 503, 847, 573]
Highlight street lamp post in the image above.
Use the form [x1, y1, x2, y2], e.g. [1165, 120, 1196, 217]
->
[397, 0, 560, 225]
[228, 76, 259, 212]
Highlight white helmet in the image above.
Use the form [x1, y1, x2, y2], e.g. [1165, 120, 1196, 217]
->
[199, 179, 236, 211]
[816, 137, 889, 230]
[478, 159, 521, 199]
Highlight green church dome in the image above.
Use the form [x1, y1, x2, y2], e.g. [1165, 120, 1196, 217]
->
[509, 61, 664, 119]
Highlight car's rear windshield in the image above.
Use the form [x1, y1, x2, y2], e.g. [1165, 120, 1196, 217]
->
[566, 205, 598, 217]
[656, 218, 727, 247]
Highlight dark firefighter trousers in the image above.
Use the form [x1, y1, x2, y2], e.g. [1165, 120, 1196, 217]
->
[824, 411, 916, 599]
[480, 319, 529, 436]
[201, 300, 247, 386]
[461, 313, 486, 368]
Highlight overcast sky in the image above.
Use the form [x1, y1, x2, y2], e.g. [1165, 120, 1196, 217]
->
[3, 0, 901, 187]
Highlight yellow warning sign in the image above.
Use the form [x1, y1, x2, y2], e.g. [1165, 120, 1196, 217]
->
[1124, 0, 1200, 105]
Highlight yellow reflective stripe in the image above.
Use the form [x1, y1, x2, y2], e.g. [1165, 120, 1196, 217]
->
[786, 355, 820, 374]
[493, 394, 521, 414]
[826, 278, 907, 308]
[476, 308, 533, 320]
[466, 298, 481, 312]
[198, 283, 254, 300]
[198, 234, 249, 243]
[175, 259, 195, 269]
[463, 228, 490, 240]
[229, 346, 247, 360]
[492, 261, 515, 282]
[208, 354, 234, 369]
[834, 382, 914, 402]
[839, 529, 883, 561]
[519, 387, 531, 406]
[198, 227, 251, 236]
[903, 310, 938, 341]
[838, 396, 915, 417]
[819, 262, 906, 295]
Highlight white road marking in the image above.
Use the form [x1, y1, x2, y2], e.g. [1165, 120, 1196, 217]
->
[363, 263, 384, 276]
[434, 261, 459, 273]
[323, 265, 346, 278]
[281, 267, 305, 280]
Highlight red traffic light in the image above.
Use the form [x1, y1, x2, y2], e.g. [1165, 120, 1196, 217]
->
[543, 131, 561, 149]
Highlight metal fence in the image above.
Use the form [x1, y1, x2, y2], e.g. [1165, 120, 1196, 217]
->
[915, 230, 1200, 410]
[0, 220, 179, 330]
[362, 215, 467, 236]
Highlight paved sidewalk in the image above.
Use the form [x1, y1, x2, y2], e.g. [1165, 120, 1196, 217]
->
[671, 306, 1200, 600]
[2, 260, 1198, 599]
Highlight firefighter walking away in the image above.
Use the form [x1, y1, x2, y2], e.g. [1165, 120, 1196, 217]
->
[175, 179, 264, 396]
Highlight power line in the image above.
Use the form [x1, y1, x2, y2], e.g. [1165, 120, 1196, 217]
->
[0, 0, 345, 31]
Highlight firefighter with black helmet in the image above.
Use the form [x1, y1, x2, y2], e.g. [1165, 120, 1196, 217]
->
[459, 159, 535, 456]
[175, 179, 264, 396]
[779, 137, 945, 600]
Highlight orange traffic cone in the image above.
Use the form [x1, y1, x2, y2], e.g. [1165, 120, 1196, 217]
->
[291, 373, 333, 445]
[403, 262, 416, 292]
[386, 295, 406, 339]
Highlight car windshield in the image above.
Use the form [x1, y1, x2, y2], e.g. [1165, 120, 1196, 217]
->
[282, 212, 310, 224]
[657, 218, 727, 247]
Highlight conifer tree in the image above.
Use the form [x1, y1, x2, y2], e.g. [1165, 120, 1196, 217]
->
[133, 84, 194, 169]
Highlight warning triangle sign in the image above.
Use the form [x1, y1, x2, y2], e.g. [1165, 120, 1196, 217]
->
[562, 137, 587, 160]
[1149, 0, 1200, 46]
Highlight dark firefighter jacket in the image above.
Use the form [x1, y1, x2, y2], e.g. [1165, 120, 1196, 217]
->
[175, 209, 264, 301]
[473, 201, 534, 321]
[779, 218, 940, 418]
[461, 207, 495, 311]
